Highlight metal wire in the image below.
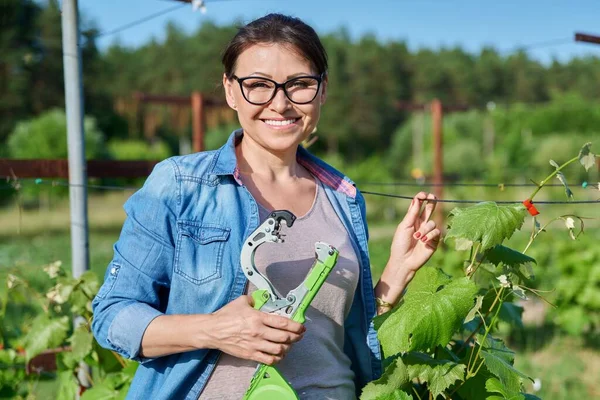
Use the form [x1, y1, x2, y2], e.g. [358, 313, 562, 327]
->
[1, 179, 598, 205]
[360, 190, 600, 204]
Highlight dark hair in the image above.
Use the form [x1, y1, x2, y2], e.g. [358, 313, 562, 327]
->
[222, 14, 328, 78]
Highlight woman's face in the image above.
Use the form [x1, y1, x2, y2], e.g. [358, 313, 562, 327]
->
[223, 43, 327, 155]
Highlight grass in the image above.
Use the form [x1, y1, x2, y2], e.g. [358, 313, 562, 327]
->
[516, 335, 600, 399]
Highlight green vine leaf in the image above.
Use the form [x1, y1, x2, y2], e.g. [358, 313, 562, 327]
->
[23, 314, 69, 362]
[56, 370, 79, 400]
[377, 268, 478, 356]
[360, 357, 411, 400]
[555, 171, 574, 200]
[484, 245, 537, 281]
[484, 246, 536, 269]
[80, 381, 120, 400]
[403, 352, 466, 398]
[465, 295, 484, 324]
[446, 203, 526, 251]
[81, 370, 134, 400]
[499, 302, 524, 330]
[70, 325, 94, 362]
[578, 142, 596, 171]
[92, 341, 125, 374]
[486, 377, 524, 400]
[477, 335, 532, 394]
[456, 365, 494, 399]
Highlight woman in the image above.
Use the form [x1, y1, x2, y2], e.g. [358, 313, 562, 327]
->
[92, 13, 440, 400]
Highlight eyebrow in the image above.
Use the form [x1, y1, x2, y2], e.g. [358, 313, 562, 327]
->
[244, 72, 315, 79]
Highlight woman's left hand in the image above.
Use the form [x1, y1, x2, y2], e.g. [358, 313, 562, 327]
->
[386, 192, 441, 279]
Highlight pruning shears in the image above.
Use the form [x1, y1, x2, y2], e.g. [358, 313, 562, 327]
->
[241, 210, 339, 400]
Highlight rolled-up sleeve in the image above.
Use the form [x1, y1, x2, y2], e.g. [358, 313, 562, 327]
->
[92, 159, 179, 363]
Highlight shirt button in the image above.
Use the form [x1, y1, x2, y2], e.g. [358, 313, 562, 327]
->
[110, 267, 117, 275]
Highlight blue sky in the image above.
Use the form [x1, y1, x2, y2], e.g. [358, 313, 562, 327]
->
[79, 0, 600, 64]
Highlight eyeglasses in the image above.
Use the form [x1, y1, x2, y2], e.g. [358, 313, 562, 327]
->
[231, 74, 324, 105]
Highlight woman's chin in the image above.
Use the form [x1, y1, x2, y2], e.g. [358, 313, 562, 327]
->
[255, 130, 308, 152]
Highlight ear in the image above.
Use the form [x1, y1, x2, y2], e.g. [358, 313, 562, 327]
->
[320, 74, 328, 105]
[223, 73, 237, 110]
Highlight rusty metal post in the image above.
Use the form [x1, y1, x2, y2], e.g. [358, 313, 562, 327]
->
[191, 91, 204, 153]
[431, 99, 444, 230]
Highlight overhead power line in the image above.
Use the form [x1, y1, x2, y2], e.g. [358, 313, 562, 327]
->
[94, 3, 187, 40]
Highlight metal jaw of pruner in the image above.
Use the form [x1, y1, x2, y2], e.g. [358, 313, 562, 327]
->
[240, 210, 334, 315]
[240, 210, 296, 304]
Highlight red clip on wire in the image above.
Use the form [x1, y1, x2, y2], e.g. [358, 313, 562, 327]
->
[522, 199, 540, 216]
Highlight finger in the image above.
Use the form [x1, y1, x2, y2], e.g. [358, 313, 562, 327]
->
[256, 341, 290, 358]
[413, 220, 436, 240]
[261, 328, 303, 344]
[419, 193, 438, 223]
[420, 228, 441, 247]
[401, 191, 429, 227]
[262, 313, 306, 334]
[254, 352, 281, 366]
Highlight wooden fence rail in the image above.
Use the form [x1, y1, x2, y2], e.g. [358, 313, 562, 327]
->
[0, 159, 159, 179]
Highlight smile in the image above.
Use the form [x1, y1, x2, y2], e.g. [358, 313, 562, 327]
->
[262, 118, 300, 126]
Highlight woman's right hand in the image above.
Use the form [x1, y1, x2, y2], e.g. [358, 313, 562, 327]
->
[207, 295, 306, 365]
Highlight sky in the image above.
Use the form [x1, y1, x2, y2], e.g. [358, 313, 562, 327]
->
[78, 0, 600, 64]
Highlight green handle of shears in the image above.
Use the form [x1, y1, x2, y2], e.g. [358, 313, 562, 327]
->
[243, 364, 299, 400]
[291, 247, 339, 324]
[245, 246, 339, 400]
[247, 290, 298, 400]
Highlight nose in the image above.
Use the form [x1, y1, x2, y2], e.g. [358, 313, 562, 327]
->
[269, 87, 292, 113]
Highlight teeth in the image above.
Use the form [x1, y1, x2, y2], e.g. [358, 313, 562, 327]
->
[264, 119, 297, 126]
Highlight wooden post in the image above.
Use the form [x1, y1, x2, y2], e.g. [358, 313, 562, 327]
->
[575, 32, 600, 45]
[191, 91, 204, 153]
[431, 99, 444, 230]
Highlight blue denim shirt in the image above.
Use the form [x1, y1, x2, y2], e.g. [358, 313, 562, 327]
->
[92, 130, 382, 399]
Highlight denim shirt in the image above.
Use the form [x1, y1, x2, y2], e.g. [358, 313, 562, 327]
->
[91, 130, 382, 400]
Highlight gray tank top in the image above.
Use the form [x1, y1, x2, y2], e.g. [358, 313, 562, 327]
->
[199, 178, 360, 400]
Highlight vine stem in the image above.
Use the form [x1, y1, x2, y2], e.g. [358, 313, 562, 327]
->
[112, 350, 126, 368]
[523, 216, 571, 254]
[412, 385, 423, 400]
[527, 155, 578, 201]
[465, 242, 481, 277]
[466, 286, 505, 376]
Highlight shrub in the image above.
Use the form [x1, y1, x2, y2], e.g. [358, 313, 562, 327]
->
[6, 109, 106, 207]
[7, 109, 105, 160]
[107, 139, 172, 161]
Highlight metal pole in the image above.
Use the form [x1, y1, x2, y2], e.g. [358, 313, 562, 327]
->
[61, 0, 91, 393]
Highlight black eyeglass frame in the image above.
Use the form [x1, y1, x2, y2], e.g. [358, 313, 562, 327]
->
[230, 73, 325, 105]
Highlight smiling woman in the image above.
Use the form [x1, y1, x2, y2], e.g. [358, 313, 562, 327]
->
[91, 13, 441, 400]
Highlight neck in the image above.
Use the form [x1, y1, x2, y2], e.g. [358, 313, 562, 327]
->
[236, 134, 303, 183]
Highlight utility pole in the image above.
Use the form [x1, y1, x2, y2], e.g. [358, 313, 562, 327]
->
[61, 0, 91, 394]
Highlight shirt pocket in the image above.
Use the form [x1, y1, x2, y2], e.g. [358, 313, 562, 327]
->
[174, 222, 231, 285]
